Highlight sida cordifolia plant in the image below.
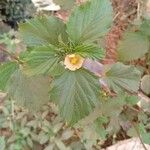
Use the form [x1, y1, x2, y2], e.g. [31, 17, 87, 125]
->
[0, 0, 142, 126]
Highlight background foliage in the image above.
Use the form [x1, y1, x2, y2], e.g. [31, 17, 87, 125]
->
[0, 0, 150, 149]
[0, 0, 35, 28]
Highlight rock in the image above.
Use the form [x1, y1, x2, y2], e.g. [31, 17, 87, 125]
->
[105, 138, 150, 150]
[31, 0, 60, 11]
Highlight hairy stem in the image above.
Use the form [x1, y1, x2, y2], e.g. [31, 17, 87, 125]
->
[0, 45, 23, 64]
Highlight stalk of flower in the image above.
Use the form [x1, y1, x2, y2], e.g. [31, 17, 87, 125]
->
[64, 54, 85, 71]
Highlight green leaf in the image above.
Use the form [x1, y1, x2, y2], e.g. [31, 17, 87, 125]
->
[0, 136, 6, 150]
[53, 0, 75, 10]
[24, 46, 65, 76]
[0, 62, 18, 90]
[26, 137, 33, 148]
[138, 123, 150, 144]
[125, 95, 139, 105]
[81, 125, 100, 149]
[6, 70, 51, 111]
[117, 32, 150, 62]
[141, 133, 150, 145]
[74, 44, 105, 60]
[101, 94, 126, 117]
[140, 20, 150, 37]
[94, 118, 108, 140]
[19, 16, 68, 47]
[127, 126, 138, 137]
[67, 0, 112, 44]
[39, 133, 49, 144]
[103, 62, 141, 93]
[141, 75, 150, 95]
[108, 116, 121, 134]
[50, 69, 100, 125]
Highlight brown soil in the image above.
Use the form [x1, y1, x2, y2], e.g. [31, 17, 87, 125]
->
[104, 0, 138, 63]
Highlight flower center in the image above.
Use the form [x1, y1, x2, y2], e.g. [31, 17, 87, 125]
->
[68, 54, 80, 65]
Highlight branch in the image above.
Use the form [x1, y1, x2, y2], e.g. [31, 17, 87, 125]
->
[0, 45, 23, 65]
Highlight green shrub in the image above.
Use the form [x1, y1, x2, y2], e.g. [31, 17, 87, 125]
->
[0, 0, 35, 28]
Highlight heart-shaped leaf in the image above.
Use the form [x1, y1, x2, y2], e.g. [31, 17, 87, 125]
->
[24, 45, 65, 76]
[0, 62, 18, 91]
[117, 32, 150, 62]
[6, 70, 51, 111]
[102, 63, 141, 93]
[19, 16, 68, 47]
[67, 0, 112, 44]
[141, 75, 150, 95]
[50, 69, 100, 125]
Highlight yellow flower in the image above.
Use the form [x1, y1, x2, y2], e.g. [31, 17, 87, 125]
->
[64, 54, 84, 71]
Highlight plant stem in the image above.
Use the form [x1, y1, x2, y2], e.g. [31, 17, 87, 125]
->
[125, 110, 148, 150]
[132, 122, 148, 150]
[0, 45, 23, 65]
